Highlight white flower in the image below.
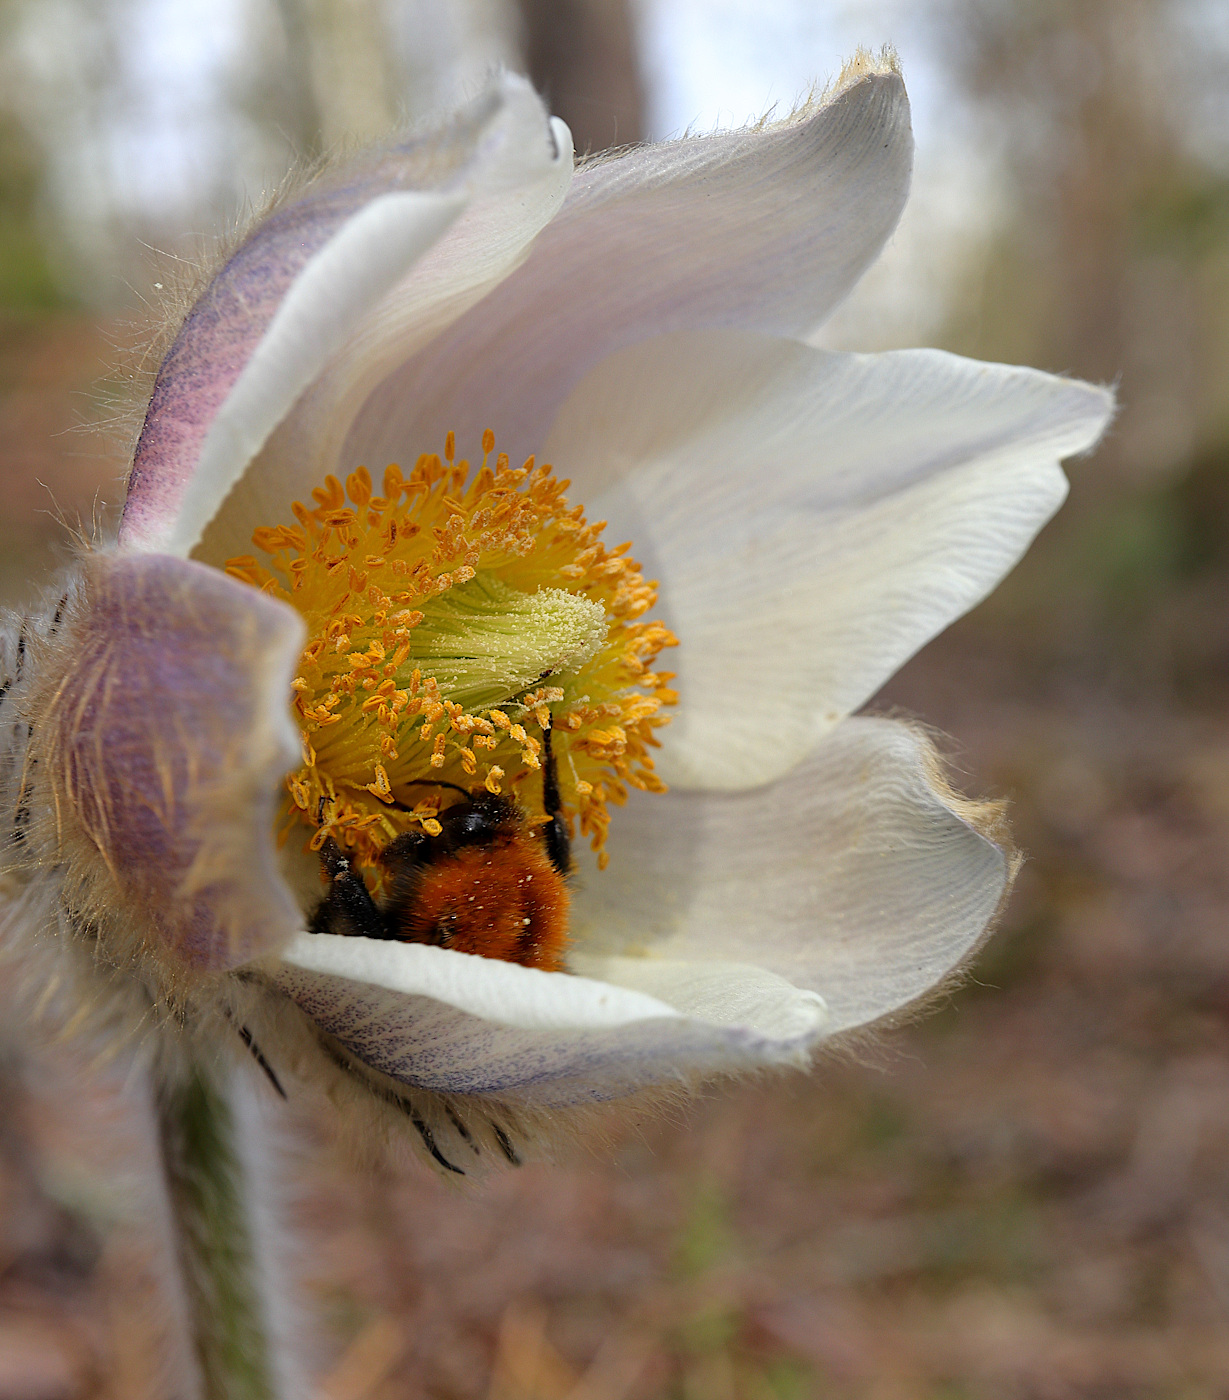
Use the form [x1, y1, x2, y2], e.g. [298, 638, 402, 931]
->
[8, 61, 1112, 1160]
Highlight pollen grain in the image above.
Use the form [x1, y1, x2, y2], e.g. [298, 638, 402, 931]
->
[226, 435, 677, 888]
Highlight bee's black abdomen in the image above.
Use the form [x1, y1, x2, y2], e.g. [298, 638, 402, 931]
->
[439, 794, 513, 848]
[311, 835, 391, 940]
[380, 829, 433, 869]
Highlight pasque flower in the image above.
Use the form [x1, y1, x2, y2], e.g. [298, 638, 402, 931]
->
[4, 58, 1111, 1164]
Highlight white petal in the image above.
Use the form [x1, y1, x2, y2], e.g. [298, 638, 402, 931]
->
[276, 936, 822, 1104]
[569, 956, 828, 1041]
[545, 330, 1113, 790]
[123, 74, 571, 558]
[274, 717, 997, 1095]
[193, 103, 575, 566]
[337, 68, 911, 476]
[281, 932, 677, 1031]
[572, 716, 1009, 1036]
[165, 190, 466, 557]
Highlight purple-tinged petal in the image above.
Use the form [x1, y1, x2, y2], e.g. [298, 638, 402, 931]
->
[122, 74, 570, 557]
[340, 66, 911, 473]
[156, 190, 465, 558]
[275, 937, 824, 1104]
[30, 554, 304, 970]
[193, 95, 573, 566]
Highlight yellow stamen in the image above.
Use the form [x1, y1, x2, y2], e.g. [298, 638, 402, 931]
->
[227, 432, 677, 889]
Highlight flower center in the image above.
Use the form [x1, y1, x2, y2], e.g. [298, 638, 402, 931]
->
[225, 430, 677, 926]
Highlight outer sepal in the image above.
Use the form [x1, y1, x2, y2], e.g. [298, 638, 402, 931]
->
[27, 553, 304, 971]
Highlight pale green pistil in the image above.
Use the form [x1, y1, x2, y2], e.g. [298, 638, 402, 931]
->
[409, 572, 606, 711]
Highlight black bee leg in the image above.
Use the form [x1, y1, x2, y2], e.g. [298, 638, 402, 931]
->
[491, 1121, 522, 1165]
[310, 836, 390, 939]
[540, 723, 571, 876]
[445, 1104, 482, 1156]
[235, 1023, 287, 1100]
[399, 1101, 464, 1175]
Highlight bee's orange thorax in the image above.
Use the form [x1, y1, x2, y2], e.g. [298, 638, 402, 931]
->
[396, 833, 570, 971]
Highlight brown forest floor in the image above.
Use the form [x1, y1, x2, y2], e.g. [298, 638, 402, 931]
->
[2, 317, 1229, 1399]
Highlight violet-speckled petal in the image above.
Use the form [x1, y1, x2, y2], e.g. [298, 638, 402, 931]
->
[276, 938, 824, 1104]
[121, 74, 565, 555]
[341, 68, 911, 474]
[35, 554, 304, 970]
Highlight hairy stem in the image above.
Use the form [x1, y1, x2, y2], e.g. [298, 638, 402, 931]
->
[157, 1064, 279, 1400]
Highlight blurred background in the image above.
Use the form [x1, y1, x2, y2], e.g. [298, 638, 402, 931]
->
[2, 0, 1229, 1396]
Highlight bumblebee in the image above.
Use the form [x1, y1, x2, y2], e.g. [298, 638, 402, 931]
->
[308, 728, 571, 971]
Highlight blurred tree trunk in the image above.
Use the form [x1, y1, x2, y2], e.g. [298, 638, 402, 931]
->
[272, 0, 397, 155]
[943, 0, 1211, 483]
[515, 0, 644, 152]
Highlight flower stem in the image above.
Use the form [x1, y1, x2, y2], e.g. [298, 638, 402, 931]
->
[157, 1063, 280, 1400]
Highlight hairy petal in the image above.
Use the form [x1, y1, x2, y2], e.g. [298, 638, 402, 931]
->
[341, 67, 912, 474]
[566, 957, 828, 1041]
[546, 331, 1114, 789]
[275, 937, 825, 1104]
[30, 554, 304, 970]
[123, 74, 571, 558]
[573, 717, 1009, 1035]
[156, 190, 465, 558]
